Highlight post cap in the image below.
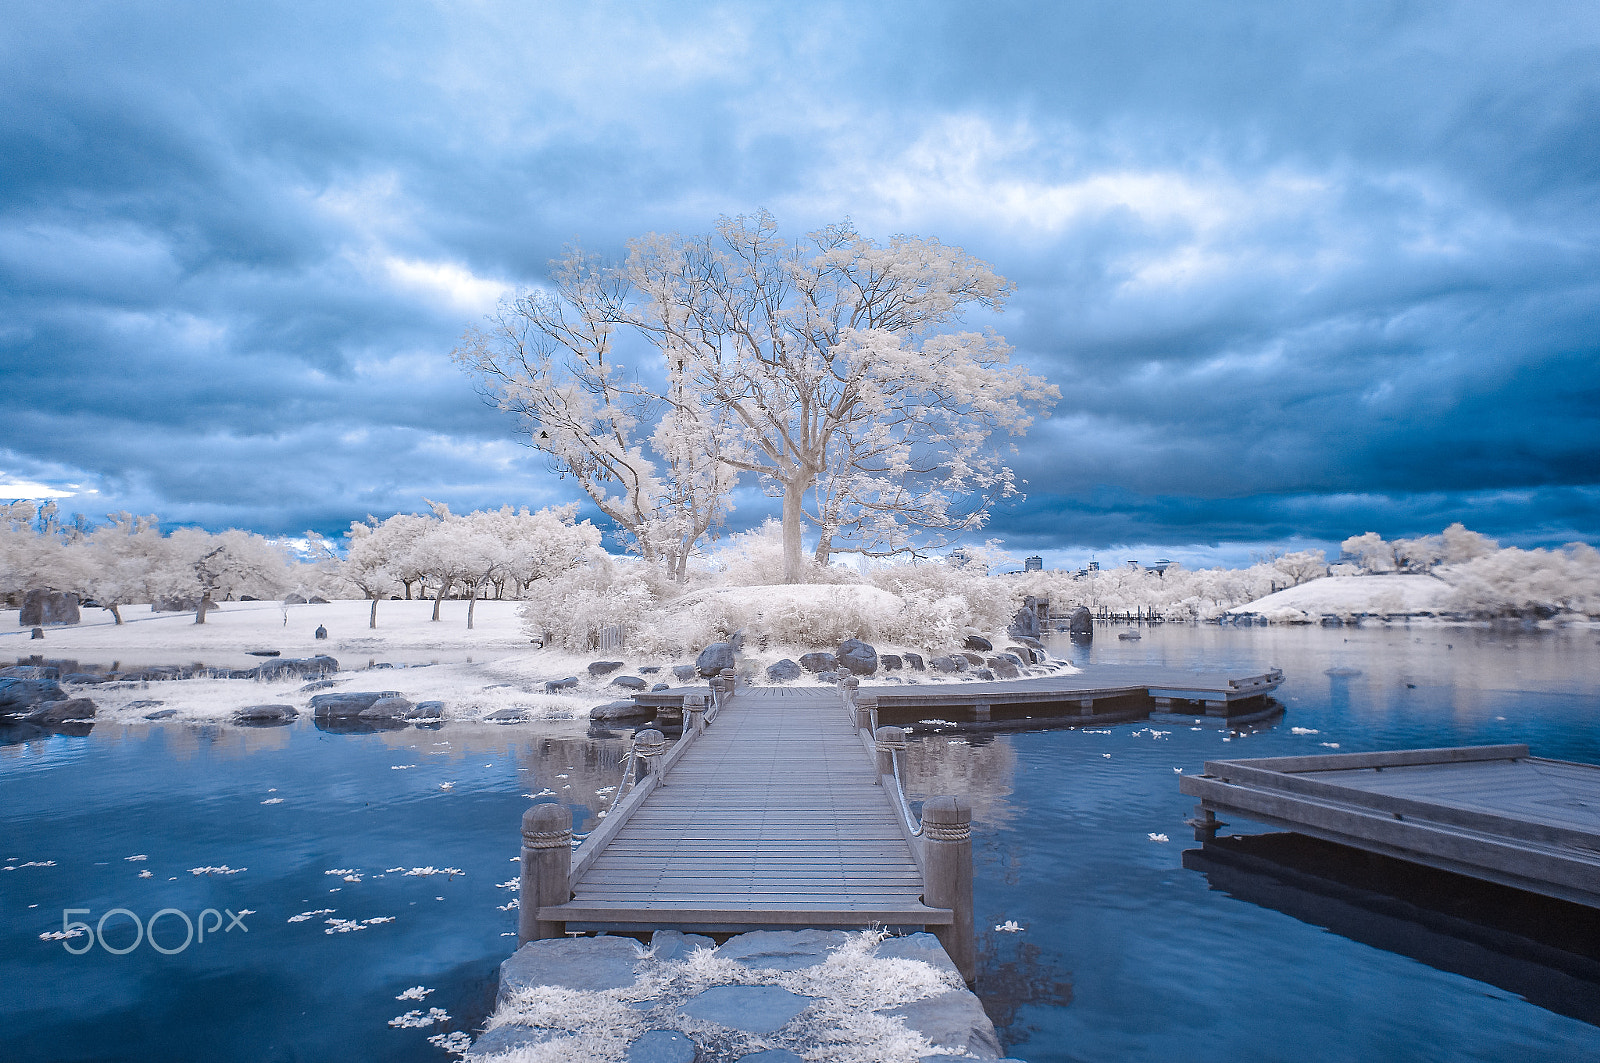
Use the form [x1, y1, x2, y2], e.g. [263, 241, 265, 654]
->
[920, 795, 972, 839]
[874, 725, 908, 750]
[635, 728, 666, 754]
[523, 803, 571, 832]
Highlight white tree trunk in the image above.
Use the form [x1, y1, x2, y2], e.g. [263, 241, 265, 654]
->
[369, 596, 378, 629]
[782, 479, 807, 584]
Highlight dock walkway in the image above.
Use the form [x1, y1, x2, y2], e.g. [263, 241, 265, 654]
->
[547, 686, 950, 933]
[1180, 745, 1600, 908]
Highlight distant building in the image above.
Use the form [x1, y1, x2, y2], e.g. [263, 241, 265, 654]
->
[1024, 555, 1043, 572]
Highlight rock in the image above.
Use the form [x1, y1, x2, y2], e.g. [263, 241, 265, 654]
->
[986, 656, 1019, 679]
[24, 697, 96, 724]
[904, 652, 925, 671]
[30, 628, 42, 639]
[611, 675, 648, 690]
[1007, 605, 1040, 640]
[1012, 634, 1044, 650]
[1068, 605, 1093, 637]
[465, 1025, 561, 1059]
[590, 700, 653, 722]
[959, 651, 985, 666]
[59, 673, 105, 685]
[638, 666, 661, 675]
[20, 589, 81, 626]
[233, 704, 297, 725]
[814, 671, 844, 684]
[143, 708, 178, 720]
[649, 682, 669, 692]
[0, 665, 59, 680]
[695, 641, 737, 677]
[588, 661, 625, 678]
[497, 936, 644, 1006]
[972, 667, 996, 681]
[1005, 646, 1039, 664]
[734, 1052, 805, 1063]
[484, 708, 527, 723]
[716, 929, 852, 971]
[308, 595, 329, 604]
[836, 639, 879, 675]
[245, 650, 280, 657]
[681, 985, 814, 1035]
[358, 695, 421, 718]
[0, 677, 67, 716]
[413, 701, 445, 718]
[880, 653, 903, 671]
[282, 593, 307, 605]
[250, 655, 339, 680]
[929, 654, 966, 674]
[626, 1030, 696, 1063]
[308, 690, 405, 718]
[880, 990, 1004, 1059]
[765, 658, 802, 683]
[672, 665, 697, 681]
[963, 634, 993, 652]
[798, 651, 837, 674]
[545, 677, 580, 693]
[649, 929, 715, 964]
[871, 932, 963, 979]
[298, 679, 339, 692]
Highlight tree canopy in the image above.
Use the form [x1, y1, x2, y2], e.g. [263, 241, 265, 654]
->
[454, 212, 1059, 583]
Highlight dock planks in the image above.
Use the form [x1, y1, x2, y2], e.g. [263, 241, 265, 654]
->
[1180, 745, 1600, 908]
[546, 687, 950, 932]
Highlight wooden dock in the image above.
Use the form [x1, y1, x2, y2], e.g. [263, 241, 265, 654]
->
[519, 679, 979, 976]
[1179, 745, 1600, 908]
[554, 686, 945, 930]
[631, 665, 1284, 730]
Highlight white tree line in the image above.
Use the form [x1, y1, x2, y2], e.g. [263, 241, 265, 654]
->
[0, 499, 597, 630]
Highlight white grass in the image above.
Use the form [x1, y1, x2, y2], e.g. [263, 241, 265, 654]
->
[473, 931, 965, 1063]
[4, 595, 1070, 725]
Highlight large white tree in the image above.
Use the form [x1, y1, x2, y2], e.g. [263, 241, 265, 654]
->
[456, 212, 1058, 583]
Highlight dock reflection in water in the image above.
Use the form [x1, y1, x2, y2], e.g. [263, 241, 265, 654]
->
[1184, 833, 1600, 1026]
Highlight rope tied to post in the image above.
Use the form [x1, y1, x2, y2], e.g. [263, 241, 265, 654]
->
[922, 819, 971, 842]
[522, 828, 573, 849]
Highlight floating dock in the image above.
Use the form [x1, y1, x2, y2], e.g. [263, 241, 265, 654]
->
[631, 666, 1285, 730]
[1179, 745, 1600, 909]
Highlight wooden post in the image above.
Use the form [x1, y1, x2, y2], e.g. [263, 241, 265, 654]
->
[518, 803, 571, 944]
[855, 694, 878, 732]
[922, 795, 975, 985]
[685, 695, 706, 732]
[634, 728, 667, 782]
[839, 675, 859, 714]
[875, 724, 906, 783]
[1187, 804, 1225, 842]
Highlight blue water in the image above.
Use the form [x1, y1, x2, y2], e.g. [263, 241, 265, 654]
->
[0, 623, 1596, 1061]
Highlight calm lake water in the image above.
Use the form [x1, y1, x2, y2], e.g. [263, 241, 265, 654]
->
[2, 623, 1597, 1062]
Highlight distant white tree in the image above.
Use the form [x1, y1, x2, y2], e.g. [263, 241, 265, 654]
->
[1273, 549, 1327, 587]
[456, 211, 1058, 583]
[1340, 532, 1398, 573]
[341, 521, 402, 628]
[162, 528, 292, 623]
[81, 513, 165, 623]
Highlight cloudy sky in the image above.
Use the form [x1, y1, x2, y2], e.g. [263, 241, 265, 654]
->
[4, 1, 1597, 566]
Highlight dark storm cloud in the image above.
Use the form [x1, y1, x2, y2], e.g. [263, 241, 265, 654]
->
[1, 0, 1596, 555]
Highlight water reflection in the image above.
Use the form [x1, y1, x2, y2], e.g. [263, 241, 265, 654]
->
[1184, 833, 1600, 1026]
